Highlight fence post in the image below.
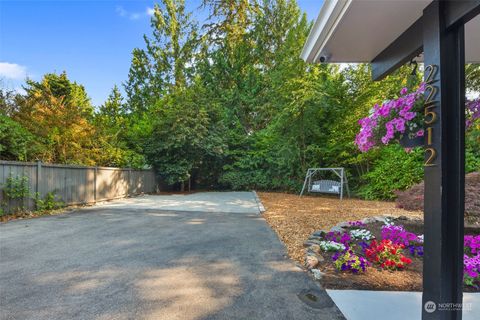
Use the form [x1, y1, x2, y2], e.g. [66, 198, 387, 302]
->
[93, 166, 97, 203]
[35, 161, 42, 210]
[128, 168, 132, 196]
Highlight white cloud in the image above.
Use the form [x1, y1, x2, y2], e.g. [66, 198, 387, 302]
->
[0, 62, 27, 80]
[130, 13, 141, 20]
[116, 6, 153, 20]
[116, 6, 127, 17]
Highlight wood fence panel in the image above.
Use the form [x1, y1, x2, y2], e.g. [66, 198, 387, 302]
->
[0, 161, 157, 213]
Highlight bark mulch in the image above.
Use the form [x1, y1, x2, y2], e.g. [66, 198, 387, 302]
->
[259, 192, 480, 291]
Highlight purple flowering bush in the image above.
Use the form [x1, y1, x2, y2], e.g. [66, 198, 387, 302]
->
[381, 225, 424, 256]
[466, 98, 480, 129]
[325, 231, 352, 246]
[348, 220, 367, 228]
[464, 254, 480, 287]
[355, 85, 425, 152]
[464, 235, 480, 288]
[465, 235, 480, 255]
[355, 84, 480, 152]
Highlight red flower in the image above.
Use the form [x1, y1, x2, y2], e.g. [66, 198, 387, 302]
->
[400, 256, 412, 264]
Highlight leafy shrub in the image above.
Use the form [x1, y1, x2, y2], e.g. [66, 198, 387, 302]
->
[35, 192, 64, 211]
[1, 175, 31, 214]
[0, 115, 37, 161]
[356, 145, 423, 200]
[3, 175, 30, 200]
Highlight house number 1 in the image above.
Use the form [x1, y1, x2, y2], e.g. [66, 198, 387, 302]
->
[424, 64, 438, 167]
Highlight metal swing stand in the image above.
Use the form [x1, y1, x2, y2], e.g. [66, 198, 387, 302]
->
[299, 167, 350, 200]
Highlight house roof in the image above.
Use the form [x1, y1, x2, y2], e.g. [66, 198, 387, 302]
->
[301, 0, 480, 63]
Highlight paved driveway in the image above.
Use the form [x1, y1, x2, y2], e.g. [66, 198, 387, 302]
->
[0, 192, 343, 320]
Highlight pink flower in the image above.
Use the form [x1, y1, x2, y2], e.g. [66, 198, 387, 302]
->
[416, 130, 424, 137]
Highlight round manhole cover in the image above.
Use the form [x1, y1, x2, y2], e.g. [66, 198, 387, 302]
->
[297, 289, 334, 309]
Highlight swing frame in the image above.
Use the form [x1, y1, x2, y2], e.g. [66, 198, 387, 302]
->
[299, 167, 350, 200]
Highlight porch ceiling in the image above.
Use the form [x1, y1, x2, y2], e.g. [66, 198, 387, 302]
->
[301, 0, 480, 64]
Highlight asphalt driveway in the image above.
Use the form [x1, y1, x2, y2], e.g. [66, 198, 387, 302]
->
[0, 192, 343, 320]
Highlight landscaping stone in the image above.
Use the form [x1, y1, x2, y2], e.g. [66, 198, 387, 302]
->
[330, 226, 345, 233]
[374, 216, 393, 223]
[309, 244, 321, 254]
[361, 217, 376, 224]
[305, 255, 319, 269]
[304, 240, 321, 247]
[313, 230, 326, 237]
[311, 269, 324, 280]
[337, 222, 351, 228]
[317, 253, 325, 262]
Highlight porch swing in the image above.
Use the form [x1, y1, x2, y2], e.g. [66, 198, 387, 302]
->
[299, 168, 350, 200]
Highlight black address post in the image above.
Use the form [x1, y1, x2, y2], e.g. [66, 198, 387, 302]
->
[422, 1, 465, 319]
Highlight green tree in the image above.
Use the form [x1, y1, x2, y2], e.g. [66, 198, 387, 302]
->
[12, 72, 97, 165]
[0, 115, 37, 161]
[124, 0, 199, 114]
[144, 80, 225, 189]
[94, 86, 145, 167]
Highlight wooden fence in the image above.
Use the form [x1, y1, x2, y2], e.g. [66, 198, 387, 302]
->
[0, 160, 158, 213]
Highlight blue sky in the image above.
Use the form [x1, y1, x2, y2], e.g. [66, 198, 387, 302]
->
[0, 0, 322, 106]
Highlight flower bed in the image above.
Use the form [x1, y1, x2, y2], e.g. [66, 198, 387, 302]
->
[304, 216, 480, 291]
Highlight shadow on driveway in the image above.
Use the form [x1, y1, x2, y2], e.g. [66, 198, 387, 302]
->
[0, 195, 344, 320]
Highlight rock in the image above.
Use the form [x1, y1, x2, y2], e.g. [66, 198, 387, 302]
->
[303, 240, 321, 247]
[374, 216, 385, 222]
[305, 255, 319, 269]
[306, 250, 324, 263]
[337, 221, 350, 228]
[311, 268, 325, 280]
[308, 236, 323, 242]
[312, 230, 326, 237]
[330, 225, 344, 233]
[308, 244, 321, 254]
[361, 217, 376, 224]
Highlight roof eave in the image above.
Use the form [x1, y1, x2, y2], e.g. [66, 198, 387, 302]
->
[300, 0, 352, 63]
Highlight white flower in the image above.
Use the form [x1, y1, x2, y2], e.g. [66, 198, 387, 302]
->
[349, 229, 374, 240]
[319, 240, 346, 252]
[384, 217, 394, 226]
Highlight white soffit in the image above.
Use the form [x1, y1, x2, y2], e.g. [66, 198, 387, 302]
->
[466, 14, 480, 63]
[301, 0, 480, 63]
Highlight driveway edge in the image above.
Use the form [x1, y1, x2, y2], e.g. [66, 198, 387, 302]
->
[252, 190, 266, 214]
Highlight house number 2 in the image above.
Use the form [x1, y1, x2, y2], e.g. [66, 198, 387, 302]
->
[424, 64, 438, 167]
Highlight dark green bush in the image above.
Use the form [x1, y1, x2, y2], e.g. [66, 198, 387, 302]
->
[357, 145, 424, 200]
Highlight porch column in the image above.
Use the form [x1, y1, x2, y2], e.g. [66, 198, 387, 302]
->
[422, 1, 465, 319]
